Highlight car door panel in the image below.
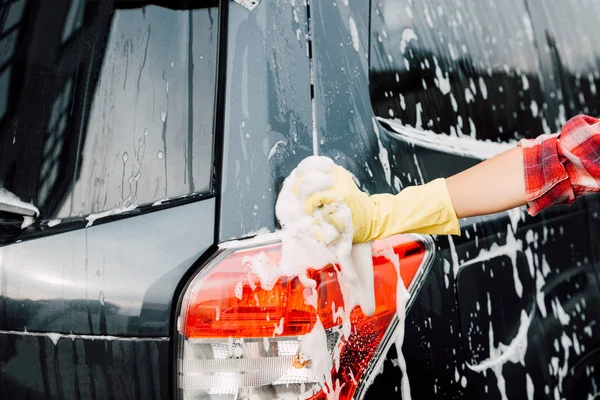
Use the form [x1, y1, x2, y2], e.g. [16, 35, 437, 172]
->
[218, 0, 314, 241]
[0, 198, 215, 337]
[0, 334, 169, 400]
[366, 0, 600, 398]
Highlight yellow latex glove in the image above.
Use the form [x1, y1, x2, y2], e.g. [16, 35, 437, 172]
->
[303, 165, 461, 243]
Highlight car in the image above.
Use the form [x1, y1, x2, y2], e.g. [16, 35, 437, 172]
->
[0, 0, 599, 399]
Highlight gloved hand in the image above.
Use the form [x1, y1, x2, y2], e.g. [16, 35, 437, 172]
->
[300, 163, 461, 243]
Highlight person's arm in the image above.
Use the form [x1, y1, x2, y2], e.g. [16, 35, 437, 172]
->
[300, 114, 600, 243]
[449, 114, 600, 219]
[446, 146, 526, 219]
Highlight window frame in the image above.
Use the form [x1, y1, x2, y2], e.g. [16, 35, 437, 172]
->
[0, 0, 224, 245]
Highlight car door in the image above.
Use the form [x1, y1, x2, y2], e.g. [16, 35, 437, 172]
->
[0, 1, 219, 398]
[306, 0, 600, 398]
[528, 0, 600, 397]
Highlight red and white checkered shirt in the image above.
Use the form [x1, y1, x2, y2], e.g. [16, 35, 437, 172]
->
[519, 114, 600, 216]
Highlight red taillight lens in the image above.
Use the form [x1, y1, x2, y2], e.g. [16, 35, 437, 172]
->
[184, 244, 318, 338]
[177, 234, 432, 400]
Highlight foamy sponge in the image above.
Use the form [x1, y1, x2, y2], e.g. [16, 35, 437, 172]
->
[276, 156, 356, 282]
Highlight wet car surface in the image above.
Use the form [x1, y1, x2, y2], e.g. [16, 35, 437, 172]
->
[1, 0, 599, 399]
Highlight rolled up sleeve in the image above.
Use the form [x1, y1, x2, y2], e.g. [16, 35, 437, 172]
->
[519, 115, 600, 216]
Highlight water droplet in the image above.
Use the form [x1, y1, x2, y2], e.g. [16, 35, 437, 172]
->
[143, 128, 149, 136]
[170, 62, 174, 67]
[96, 269, 100, 276]
[157, 150, 164, 159]
[160, 110, 167, 122]
[99, 291, 105, 305]
[123, 152, 129, 162]
[138, 138, 144, 147]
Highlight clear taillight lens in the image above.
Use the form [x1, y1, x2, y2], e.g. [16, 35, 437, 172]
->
[176, 234, 433, 400]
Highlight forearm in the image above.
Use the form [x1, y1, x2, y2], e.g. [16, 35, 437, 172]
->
[445, 146, 526, 219]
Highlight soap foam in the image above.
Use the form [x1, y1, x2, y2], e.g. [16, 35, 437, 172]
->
[243, 156, 412, 399]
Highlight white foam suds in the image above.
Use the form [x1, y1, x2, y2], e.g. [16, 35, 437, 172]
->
[21, 216, 34, 229]
[399, 28, 418, 54]
[522, 15, 534, 42]
[85, 203, 137, 227]
[456, 226, 523, 294]
[447, 235, 459, 277]
[552, 299, 570, 326]
[433, 57, 451, 95]
[522, 75, 530, 91]
[465, 88, 474, 103]
[526, 373, 534, 399]
[589, 73, 597, 95]
[414, 103, 423, 130]
[273, 317, 285, 337]
[152, 197, 168, 206]
[554, 332, 572, 391]
[379, 117, 514, 160]
[468, 310, 533, 400]
[0, 329, 166, 344]
[348, 16, 359, 52]
[468, 310, 532, 371]
[372, 118, 391, 186]
[412, 153, 424, 184]
[47, 219, 62, 227]
[374, 245, 411, 399]
[535, 267, 547, 317]
[268, 140, 287, 160]
[240, 156, 389, 396]
[507, 207, 524, 233]
[530, 100, 539, 117]
[443, 259, 450, 289]
[233, 0, 260, 11]
[450, 93, 458, 112]
[240, 156, 416, 399]
[0, 188, 39, 217]
[424, 4, 433, 27]
[479, 77, 488, 100]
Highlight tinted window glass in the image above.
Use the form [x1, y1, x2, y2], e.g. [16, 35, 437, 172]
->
[0, 1, 217, 220]
[531, 0, 600, 120]
[370, 0, 548, 143]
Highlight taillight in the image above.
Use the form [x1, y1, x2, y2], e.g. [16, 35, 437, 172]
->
[177, 234, 433, 400]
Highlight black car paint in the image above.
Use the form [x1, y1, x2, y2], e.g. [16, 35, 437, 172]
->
[1, 0, 599, 399]
[218, 0, 314, 240]
[365, 0, 600, 398]
[0, 198, 215, 399]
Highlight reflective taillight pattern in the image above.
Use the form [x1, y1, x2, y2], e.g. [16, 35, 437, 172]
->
[177, 234, 433, 400]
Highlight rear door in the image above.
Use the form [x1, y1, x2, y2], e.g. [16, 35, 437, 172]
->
[353, 0, 598, 398]
[0, 1, 219, 398]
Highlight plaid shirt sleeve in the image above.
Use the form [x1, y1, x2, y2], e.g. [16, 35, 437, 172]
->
[519, 114, 600, 216]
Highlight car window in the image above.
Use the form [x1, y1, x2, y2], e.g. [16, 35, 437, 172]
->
[370, 0, 549, 144]
[532, 0, 600, 119]
[0, 1, 218, 221]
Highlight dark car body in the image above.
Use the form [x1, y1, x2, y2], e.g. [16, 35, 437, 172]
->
[0, 0, 599, 399]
